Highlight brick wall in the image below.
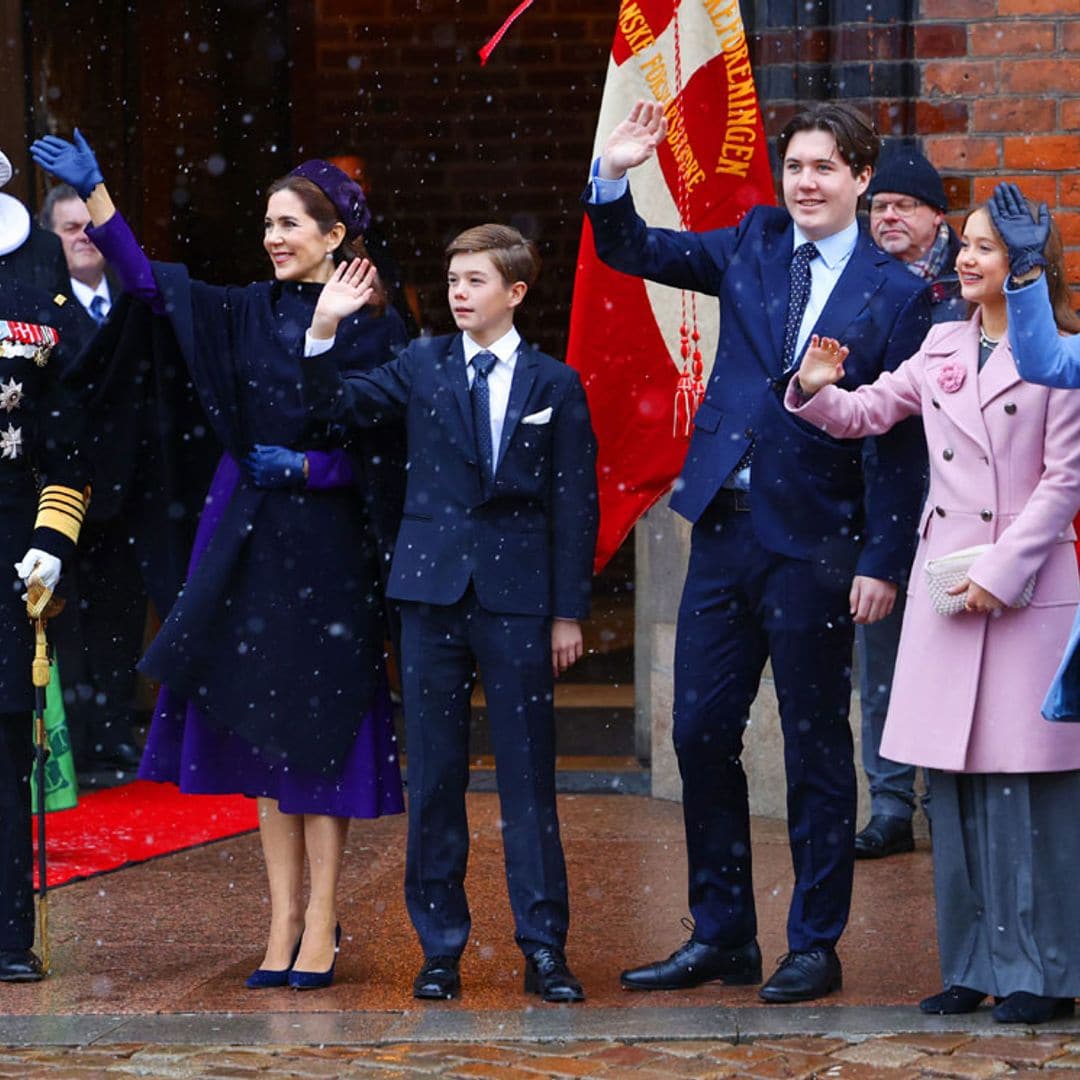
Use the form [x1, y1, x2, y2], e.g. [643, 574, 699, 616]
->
[915, 1, 1080, 291]
[748, 0, 1079, 292]
[303, 2, 1078, 351]
[297, 0, 617, 354]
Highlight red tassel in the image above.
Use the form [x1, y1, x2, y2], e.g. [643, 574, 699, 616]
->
[479, 0, 537, 65]
[673, 368, 694, 437]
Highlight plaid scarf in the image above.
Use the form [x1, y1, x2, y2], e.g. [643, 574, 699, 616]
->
[907, 222, 953, 283]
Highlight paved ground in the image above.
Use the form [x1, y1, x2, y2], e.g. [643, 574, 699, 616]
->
[1, 792, 1077, 1076]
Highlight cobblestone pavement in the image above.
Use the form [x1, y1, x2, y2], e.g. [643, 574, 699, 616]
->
[5, 1031, 1080, 1079]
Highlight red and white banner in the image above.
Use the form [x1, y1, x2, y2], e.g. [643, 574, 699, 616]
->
[566, 0, 775, 571]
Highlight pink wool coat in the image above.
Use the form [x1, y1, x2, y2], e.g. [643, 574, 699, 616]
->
[787, 316, 1080, 773]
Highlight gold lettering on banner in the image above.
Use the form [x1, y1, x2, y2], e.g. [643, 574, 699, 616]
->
[617, 0, 707, 193]
[704, 0, 763, 179]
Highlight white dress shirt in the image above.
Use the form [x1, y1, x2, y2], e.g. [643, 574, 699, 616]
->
[463, 326, 520, 468]
[70, 276, 111, 320]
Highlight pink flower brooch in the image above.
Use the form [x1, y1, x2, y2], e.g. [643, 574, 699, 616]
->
[935, 362, 965, 393]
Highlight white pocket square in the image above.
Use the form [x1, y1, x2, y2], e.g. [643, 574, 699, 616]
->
[521, 407, 552, 425]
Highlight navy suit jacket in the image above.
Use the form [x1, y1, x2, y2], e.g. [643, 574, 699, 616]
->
[304, 332, 599, 619]
[585, 193, 932, 585]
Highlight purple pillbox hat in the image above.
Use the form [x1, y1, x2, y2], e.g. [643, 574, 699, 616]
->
[289, 159, 371, 240]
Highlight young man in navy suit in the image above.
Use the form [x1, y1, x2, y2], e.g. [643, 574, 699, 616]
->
[586, 101, 932, 1002]
[301, 225, 598, 1003]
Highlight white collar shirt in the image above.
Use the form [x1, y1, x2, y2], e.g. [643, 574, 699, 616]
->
[791, 219, 859, 361]
[70, 276, 111, 320]
[463, 327, 519, 468]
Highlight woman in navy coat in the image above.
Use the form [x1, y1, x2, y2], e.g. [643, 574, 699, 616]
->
[31, 134, 405, 989]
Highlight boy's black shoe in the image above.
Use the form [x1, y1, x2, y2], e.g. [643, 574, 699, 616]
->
[413, 956, 461, 1000]
[621, 936, 762, 990]
[758, 948, 842, 1003]
[525, 947, 585, 1003]
[0, 949, 45, 983]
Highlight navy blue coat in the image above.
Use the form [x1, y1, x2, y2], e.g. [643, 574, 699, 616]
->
[304, 333, 598, 620]
[137, 271, 408, 774]
[585, 193, 932, 585]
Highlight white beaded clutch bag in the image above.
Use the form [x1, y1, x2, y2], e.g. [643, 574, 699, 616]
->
[924, 543, 1036, 616]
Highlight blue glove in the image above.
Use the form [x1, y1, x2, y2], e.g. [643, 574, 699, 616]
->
[989, 182, 1049, 278]
[29, 128, 104, 199]
[242, 444, 307, 489]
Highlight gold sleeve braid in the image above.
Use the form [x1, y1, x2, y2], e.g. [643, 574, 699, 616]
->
[34, 484, 90, 544]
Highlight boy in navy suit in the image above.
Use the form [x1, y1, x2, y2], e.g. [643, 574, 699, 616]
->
[301, 225, 598, 1003]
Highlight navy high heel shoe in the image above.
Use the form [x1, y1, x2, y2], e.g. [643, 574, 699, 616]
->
[245, 934, 302, 990]
[288, 924, 342, 991]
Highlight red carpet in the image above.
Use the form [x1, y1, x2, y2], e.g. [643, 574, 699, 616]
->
[32, 781, 258, 888]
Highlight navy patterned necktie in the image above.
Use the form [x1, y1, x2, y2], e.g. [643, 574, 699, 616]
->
[471, 350, 497, 480]
[782, 242, 819, 372]
[89, 294, 108, 326]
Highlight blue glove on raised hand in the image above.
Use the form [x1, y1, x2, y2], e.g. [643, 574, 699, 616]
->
[242, 444, 307, 489]
[989, 182, 1049, 278]
[29, 128, 104, 199]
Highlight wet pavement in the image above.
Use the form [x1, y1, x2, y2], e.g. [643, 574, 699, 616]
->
[2, 792, 1077, 1074]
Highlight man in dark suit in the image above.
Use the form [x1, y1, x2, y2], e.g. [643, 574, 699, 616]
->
[301, 225, 599, 1004]
[586, 101, 931, 1002]
[38, 183, 144, 773]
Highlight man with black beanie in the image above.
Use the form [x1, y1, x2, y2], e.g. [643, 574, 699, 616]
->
[853, 145, 964, 861]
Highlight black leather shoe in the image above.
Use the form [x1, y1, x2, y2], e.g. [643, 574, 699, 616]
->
[759, 948, 842, 1003]
[919, 984, 987, 1015]
[992, 992, 1076, 1024]
[413, 956, 460, 1000]
[524, 947, 585, 1003]
[0, 949, 45, 983]
[622, 935, 762, 990]
[854, 815, 914, 859]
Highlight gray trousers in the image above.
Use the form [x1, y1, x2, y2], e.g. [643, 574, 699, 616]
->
[932, 769, 1080, 998]
[856, 591, 923, 821]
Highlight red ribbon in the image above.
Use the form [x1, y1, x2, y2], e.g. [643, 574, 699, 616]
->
[479, 0, 536, 65]
[0, 320, 59, 347]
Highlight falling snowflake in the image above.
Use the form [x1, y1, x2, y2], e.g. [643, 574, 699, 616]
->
[0, 378, 23, 413]
[0, 424, 22, 459]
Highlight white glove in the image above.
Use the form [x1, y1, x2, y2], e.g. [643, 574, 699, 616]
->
[14, 548, 62, 591]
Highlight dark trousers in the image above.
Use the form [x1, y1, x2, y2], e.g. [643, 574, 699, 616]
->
[52, 519, 146, 761]
[400, 591, 569, 959]
[673, 499, 857, 953]
[856, 592, 923, 821]
[0, 711, 33, 950]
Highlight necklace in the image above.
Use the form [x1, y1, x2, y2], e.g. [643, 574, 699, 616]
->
[979, 327, 1001, 349]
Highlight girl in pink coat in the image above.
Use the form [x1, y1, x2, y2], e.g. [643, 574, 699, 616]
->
[786, 199, 1080, 1025]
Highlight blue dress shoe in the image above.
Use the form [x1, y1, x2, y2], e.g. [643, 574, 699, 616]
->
[525, 947, 585, 1003]
[759, 948, 842, 1004]
[245, 935, 302, 989]
[287, 924, 341, 991]
[992, 992, 1075, 1024]
[0, 949, 45, 983]
[413, 955, 461, 1000]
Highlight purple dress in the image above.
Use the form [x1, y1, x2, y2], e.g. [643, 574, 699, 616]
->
[89, 212, 405, 819]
